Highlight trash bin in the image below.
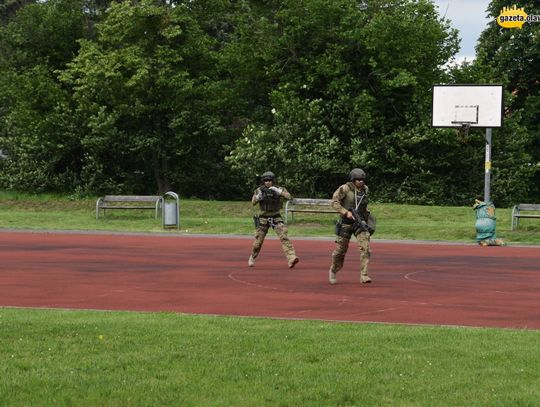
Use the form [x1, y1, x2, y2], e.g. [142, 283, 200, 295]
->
[162, 191, 180, 230]
[473, 199, 504, 246]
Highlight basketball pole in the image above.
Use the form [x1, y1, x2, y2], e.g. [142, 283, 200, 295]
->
[484, 128, 492, 202]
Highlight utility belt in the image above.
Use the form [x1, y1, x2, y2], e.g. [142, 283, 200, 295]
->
[335, 214, 374, 236]
[340, 215, 356, 225]
[253, 214, 282, 229]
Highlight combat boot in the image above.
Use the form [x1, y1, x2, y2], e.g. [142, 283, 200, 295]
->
[360, 274, 372, 284]
[248, 255, 256, 267]
[329, 269, 337, 285]
[288, 257, 299, 268]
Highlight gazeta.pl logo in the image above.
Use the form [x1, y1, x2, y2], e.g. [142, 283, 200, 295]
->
[497, 5, 539, 29]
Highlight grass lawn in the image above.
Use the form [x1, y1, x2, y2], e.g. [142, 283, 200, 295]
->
[0, 191, 539, 244]
[1, 309, 539, 406]
[1, 191, 539, 405]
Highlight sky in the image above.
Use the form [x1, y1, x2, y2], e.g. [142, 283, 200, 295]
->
[433, 0, 493, 63]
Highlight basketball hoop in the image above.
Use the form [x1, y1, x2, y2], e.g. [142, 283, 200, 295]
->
[451, 122, 471, 143]
[458, 122, 471, 138]
[432, 84, 504, 203]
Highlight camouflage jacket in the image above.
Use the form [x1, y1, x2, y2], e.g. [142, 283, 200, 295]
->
[331, 182, 369, 218]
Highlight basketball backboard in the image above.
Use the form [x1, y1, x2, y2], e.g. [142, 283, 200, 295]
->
[432, 85, 504, 128]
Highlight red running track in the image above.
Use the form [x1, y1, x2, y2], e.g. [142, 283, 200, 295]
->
[1, 230, 539, 329]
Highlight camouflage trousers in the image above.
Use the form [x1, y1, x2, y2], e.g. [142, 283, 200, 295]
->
[330, 223, 371, 278]
[251, 215, 297, 263]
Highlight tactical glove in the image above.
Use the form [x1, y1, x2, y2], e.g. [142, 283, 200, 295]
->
[268, 186, 283, 195]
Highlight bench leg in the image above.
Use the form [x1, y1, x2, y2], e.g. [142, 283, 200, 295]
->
[285, 209, 293, 223]
[511, 208, 518, 230]
[285, 211, 294, 223]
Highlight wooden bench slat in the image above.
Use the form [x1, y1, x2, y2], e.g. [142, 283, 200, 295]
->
[285, 198, 337, 223]
[291, 198, 333, 206]
[516, 204, 540, 211]
[289, 209, 336, 212]
[100, 205, 158, 209]
[103, 195, 162, 202]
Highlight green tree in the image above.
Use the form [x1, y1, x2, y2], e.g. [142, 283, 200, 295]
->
[61, 0, 236, 195]
[228, 0, 460, 200]
[0, 0, 89, 192]
[227, 92, 345, 197]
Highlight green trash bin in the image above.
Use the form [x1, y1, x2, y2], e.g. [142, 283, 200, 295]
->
[473, 199, 505, 246]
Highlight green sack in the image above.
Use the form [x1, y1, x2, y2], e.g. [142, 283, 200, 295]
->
[473, 200, 497, 241]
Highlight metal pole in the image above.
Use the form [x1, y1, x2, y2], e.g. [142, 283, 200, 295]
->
[484, 128, 492, 203]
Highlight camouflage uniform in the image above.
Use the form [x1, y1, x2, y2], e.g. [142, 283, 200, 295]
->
[329, 172, 372, 284]
[249, 174, 299, 268]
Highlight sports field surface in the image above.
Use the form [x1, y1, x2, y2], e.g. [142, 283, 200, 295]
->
[1, 230, 538, 330]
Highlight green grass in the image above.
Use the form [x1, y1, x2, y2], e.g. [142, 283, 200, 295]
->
[1, 309, 539, 407]
[1, 191, 539, 405]
[0, 191, 539, 244]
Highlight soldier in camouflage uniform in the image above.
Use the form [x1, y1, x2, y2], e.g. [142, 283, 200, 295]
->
[328, 168, 373, 285]
[248, 171, 299, 269]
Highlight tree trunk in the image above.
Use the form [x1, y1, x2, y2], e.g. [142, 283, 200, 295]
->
[152, 151, 171, 195]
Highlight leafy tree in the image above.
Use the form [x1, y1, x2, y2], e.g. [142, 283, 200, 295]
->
[0, 66, 80, 191]
[61, 0, 246, 196]
[227, 92, 345, 197]
[1, 0, 277, 198]
[0, 0, 87, 70]
[228, 0, 460, 201]
[3, 0, 534, 205]
[0, 0, 90, 192]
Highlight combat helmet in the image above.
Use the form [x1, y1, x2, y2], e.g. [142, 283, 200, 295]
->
[261, 171, 276, 182]
[349, 168, 366, 181]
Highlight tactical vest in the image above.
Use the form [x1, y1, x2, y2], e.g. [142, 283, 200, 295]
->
[257, 187, 283, 216]
[341, 182, 368, 217]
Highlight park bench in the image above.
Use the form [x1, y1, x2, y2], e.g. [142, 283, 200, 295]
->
[96, 195, 163, 220]
[284, 198, 338, 223]
[511, 203, 540, 230]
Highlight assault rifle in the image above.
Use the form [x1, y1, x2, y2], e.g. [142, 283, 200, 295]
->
[349, 207, 371, 233]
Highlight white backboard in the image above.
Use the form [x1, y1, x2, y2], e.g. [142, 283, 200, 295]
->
[432, 85, 504, 128]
